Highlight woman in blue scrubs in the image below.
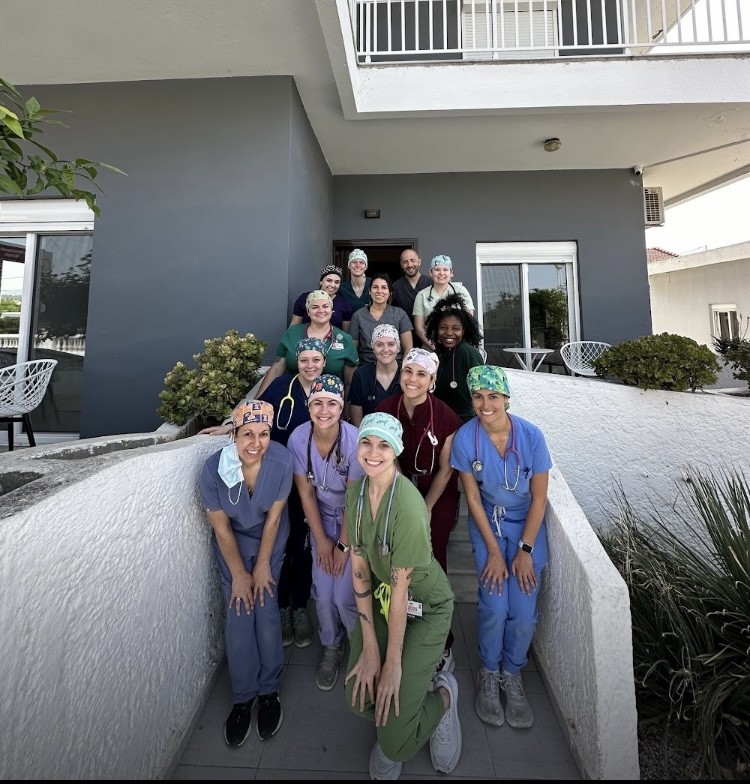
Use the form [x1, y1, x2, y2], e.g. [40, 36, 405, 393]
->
[450, 365, 552, 731]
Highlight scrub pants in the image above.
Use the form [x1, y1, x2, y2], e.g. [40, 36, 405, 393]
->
[277, 486, 312, 612]
[214, 541, 286, 703]
[344, 580, 452, 762]
[468, 517, 547, 674]
[310, 508, 357, 647]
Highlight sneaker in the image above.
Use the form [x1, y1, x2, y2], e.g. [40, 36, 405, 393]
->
[256, 692, 283, 740]
[430, 671, 462, 774]
[368, 742, 402, 780]
[475, 666, 504, 726]
[280, 607, 293, 648]
[499, 670, 534, 728]
[292, 606, 313, 648]
[316, 643, 345, 691]
[436, 648, 455, 675]
[223, 698, 254, 747]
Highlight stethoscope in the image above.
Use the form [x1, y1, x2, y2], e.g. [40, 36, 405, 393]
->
[275, 373, 300, 431]
[471, 415, 522, 492]
[355, 468, 399, 557]
[397, 393, 438, 478]
[426, 282, 456, 303]
[306, 423, 343, 492]
[367, 363, 399, 403]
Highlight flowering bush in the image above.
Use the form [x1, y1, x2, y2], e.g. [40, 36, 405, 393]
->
[157, 330, 267, 426]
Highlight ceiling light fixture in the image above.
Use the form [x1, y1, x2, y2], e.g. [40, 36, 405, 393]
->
[543, 137, 562, 152]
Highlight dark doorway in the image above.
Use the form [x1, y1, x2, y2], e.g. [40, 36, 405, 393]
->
[333, 240, 418, 283]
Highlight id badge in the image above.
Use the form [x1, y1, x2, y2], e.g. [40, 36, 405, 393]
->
[406, 599, 423, 619]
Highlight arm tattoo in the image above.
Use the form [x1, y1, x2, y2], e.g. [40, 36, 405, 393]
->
[356, 611, 371, 625]
[353, 545, 366, 557]
[390, 568, 399, 587]
[354, 569, 371, 583]
[354, 587, 373, 598]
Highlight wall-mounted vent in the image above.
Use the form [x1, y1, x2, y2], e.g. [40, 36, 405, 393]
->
[644, 186, 665, 227]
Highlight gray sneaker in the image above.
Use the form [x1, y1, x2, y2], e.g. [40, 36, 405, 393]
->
[280, 607, 293, 648]
[499, 670, 534, 728]
[292, 607, 313, 648]
[316, 643, 345, 691]
[475, 666, 504, 726]
[368, 742, 402, 780]
[430, 671, 462, 774]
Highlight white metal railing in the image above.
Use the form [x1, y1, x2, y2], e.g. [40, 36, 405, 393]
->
[349, 0, 750, 62]
[0, 334, 86, 356]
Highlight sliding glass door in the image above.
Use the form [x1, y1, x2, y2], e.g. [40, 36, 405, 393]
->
[0, 201, 95, 441]
[476, 242, 579, 369]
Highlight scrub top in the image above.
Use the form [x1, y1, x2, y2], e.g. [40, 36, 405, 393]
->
[349, 305, 413, 364]
[200, 440, 294, 559]
[377, 393, 461, 498]
[292, 291, 352, 329]
[275, 323, 358, 380]
[345, 474, 453, 608]
[412, 281, 475, 320]
[258, 373, 311, 448]
[348, 362, 401, 418]
[340, 277, 372, 312]
[434, 342, 484, 422]
[287, 421, 364, 518]
[450, 414, 552, 526]
[391, 274, 431, 326]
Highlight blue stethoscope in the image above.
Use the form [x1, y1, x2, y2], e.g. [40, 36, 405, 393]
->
[471, 414, 521, 492]
[306, 423, 343, 491]
[355, 468, 399, 557]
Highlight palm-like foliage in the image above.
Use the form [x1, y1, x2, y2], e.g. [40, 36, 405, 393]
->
[600, 469, 750, 778]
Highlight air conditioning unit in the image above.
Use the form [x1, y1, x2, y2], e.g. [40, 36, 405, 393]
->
[643, 186, 665, 227]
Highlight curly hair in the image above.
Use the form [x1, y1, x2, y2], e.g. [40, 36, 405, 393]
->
[425, 292, 483, 349]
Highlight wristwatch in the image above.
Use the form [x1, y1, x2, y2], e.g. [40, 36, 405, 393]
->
[336, 539, 350, 553]
[519, 540, 534, 554]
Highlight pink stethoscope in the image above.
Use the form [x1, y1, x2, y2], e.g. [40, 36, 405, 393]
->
[472, 414, 521, 492]
[397, 393, 439, 477]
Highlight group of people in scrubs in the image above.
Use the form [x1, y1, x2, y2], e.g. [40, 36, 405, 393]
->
[198, 247, 553, 780]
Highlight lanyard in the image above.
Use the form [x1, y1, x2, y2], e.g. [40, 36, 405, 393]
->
[397, 394, 438, 477]
[355, 468, 399, 557]
[306, 323, 333, 352]
[306, 423, 342, 491]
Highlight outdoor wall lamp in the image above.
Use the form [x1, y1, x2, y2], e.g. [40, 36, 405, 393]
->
[363, 208, 381, 219]
[543, 137, 562, 152]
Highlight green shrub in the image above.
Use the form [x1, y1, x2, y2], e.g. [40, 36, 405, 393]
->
[593, 333, 720, 391]
[714, 335, 750, 391]
[599, 469, 750, 778]
[157, 330, 267, 426]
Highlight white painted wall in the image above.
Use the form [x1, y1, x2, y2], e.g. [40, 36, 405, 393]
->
[0, 435, 225, 779]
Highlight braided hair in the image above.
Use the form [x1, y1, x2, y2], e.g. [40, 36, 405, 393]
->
[425, 292, 483, 349]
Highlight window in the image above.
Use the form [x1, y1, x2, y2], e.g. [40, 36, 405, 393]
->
[711, 304, 740, 341]
[476, 241, 579, 368]
[462, 0, 560, 59]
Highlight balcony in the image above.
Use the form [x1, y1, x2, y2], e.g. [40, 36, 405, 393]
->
[348, 0, 750, 63]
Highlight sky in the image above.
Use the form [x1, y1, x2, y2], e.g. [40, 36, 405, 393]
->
[645, 175, 750, 255]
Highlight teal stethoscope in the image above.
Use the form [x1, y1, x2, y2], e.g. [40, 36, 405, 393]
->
[471, 414, 521, 492]
[355, 468, 399, 557]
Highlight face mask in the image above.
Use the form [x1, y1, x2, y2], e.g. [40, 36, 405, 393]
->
[218, 442, 243, 488]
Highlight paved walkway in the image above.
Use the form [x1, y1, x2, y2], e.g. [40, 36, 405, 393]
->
[172, 602, 580, 780]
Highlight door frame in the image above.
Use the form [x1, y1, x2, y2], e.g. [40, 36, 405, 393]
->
[332, 238, 418, 282]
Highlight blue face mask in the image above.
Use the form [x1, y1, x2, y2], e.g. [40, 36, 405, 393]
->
[218, 442, 243, 488]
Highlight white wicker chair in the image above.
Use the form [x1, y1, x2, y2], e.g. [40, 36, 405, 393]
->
[0, 359, 58, 450]
[559, 341, 611, 377]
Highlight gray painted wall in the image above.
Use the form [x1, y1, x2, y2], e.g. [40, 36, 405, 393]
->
[23, 77, 332, 437]
[333, 171, 651, 344]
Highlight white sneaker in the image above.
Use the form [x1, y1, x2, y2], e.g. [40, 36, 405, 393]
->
[437, 647, 455, 674]
[430, 671, 462, 774]
[368, 742, 402, 780]
[499, 670, 534, 728]
[475, 666, 504, 726]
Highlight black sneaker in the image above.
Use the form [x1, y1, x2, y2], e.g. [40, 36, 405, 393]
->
[224, 698, 254, 747]
[256, 692, 283, 740]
